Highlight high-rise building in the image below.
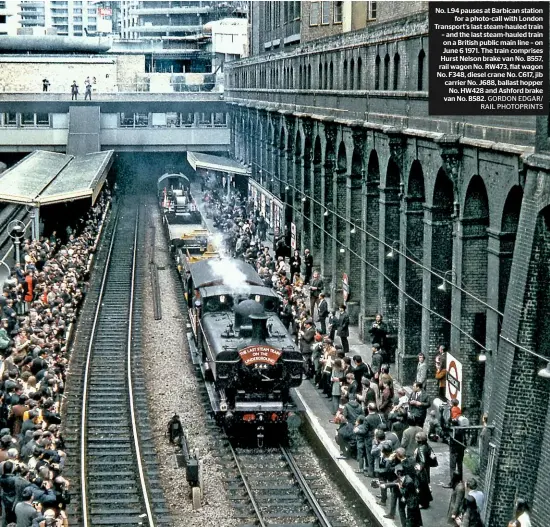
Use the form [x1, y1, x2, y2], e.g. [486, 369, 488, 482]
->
[120, 1, 246, 44]
[0, 1, 21, 35]
[19, 1, 46, 30]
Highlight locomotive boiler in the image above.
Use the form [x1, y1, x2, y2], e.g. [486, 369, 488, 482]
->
[186, 258, 303, 442]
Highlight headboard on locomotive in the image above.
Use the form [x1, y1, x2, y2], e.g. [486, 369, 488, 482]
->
[186, 258, 304, 393]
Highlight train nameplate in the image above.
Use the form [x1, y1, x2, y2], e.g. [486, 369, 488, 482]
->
[239, 345, 282, 366]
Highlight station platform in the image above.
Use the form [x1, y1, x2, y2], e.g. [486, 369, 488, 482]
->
[191, 182, 468, 527]
[291, 328, 465, 527]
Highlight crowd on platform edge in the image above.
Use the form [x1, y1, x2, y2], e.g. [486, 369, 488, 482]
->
[0, 187, 111, 526]
[203, 186, 533, 527]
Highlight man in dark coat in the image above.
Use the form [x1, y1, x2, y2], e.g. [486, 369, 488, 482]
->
[352, 355, 372, 393]
[408, 381, 431, 426]
[279, 297, 293, 330]
[369, 313, 388, 359]
[300, 320, 316, 379]
[309, 271, 324, 316]
[303, 248, 313, 284]
[317, 293, 329, 334]
[337, 304, 350, 355]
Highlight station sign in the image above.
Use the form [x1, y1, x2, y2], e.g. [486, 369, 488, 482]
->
[446, 352, 462, 407]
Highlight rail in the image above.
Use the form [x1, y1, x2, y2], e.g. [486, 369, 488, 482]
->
[227, 441, 268, 527]
[280, 446, 334, 527]
[79, 208, 156, 527]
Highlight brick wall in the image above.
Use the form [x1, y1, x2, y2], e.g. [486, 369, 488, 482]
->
[0, 57, 118, 93]
[377, 1, 429, 24]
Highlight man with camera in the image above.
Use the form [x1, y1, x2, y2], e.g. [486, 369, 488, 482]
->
[369, 313, 388, 359]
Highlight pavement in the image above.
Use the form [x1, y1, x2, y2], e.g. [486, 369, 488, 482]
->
[192, 185, 468, 527]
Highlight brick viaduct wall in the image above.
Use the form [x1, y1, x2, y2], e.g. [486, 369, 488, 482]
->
[226, 11, 550, 527]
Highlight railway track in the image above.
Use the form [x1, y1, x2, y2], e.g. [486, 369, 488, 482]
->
[63, 200, 171, 526]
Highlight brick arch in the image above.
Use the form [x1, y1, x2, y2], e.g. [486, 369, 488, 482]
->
[349, 147, 364, 309]
[364, 149, 381, 317]
[429, 168, 454, 355]
[498, 185, 523, 327]
[312, 135, 323, 260]
[461, 175, 490, 417]
[337, 141, 347, 172]
[335, 141, 348, 278]
[491, 205, 550, 527]
[323, 137, 336, 281]
[382, 158, 401, 329]
[403, 160, 426, 372]
[302, 135, 313, 252]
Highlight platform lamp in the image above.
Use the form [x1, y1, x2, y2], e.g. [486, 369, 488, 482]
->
[385, 240, 400, 259]
[437, 270, 458, 293]
[538, 363, 550, 378]
[478, 348, 491, 362]
[7, 220, 25, 265]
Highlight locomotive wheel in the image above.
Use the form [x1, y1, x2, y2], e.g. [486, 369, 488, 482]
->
[192, 486, 201, 510]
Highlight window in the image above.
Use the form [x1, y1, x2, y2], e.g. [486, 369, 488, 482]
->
[333, 1, 343, 23]
[368, 1, 377, 20]
[310, 1, 319, 25]
[321, 1, 330, 24]
[2, 113, 16, 127]
[294, 1, 301, 20]
[36, 113, 50, 126]
[0, 15, 5, 24]
[120, 113, 149, 128]
[166, 112, 180, 127]
[21, 113, 35, 126]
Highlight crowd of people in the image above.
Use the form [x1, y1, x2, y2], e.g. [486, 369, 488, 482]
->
[202, 188, 532, 527]
[0, 189, 111, 526]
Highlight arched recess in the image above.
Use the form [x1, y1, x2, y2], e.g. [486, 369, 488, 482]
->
[404, 160, 425, 360]
[357, 56, 362, 89]
[302, 134, 313, 253]
[382, 158, 401, 329]
[417, 49, 426, 90]
[349, 148, 363, 303]
[429, 168, 454, 355]
[287, 129, 300, 228]
[312, 136, 323, 258]
[267, 121, 275, 194]
[323, 138, 336, 281]
[383, 54, 390, 90]
[324, 62, 328, 89]
[461, 175, 489, 417]
[329, 61, 334, 89]
[319, 62, 323, 90]
[364, 150, 381, 316]
[350, 58, 355, 90]
[498, 186, 523, 319]
[277, 126, 286, 201]
[307, 64, 312, 89]
[335, 141, 348, 280]
[375, 55, 381, 90]
[393, 52, 400, 90]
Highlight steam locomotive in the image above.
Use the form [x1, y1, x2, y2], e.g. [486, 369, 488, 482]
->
[185, 257, 303, 443]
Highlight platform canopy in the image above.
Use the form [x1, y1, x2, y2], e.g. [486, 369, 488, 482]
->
[0, 150, 113, 206]
[187, 151, 249, 176]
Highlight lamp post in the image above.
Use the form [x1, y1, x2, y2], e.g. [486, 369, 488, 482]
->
[8, 220, 25, 265]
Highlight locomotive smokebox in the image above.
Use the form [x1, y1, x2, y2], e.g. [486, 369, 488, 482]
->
[249, 314, 270, 343]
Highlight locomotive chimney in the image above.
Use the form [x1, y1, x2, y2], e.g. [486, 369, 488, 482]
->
[249, 314, 269, 343]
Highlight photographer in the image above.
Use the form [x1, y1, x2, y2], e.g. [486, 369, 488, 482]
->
[15, 487, 39, 526]
[32, 507, 67, 527]
[369, 314, 388, 359]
